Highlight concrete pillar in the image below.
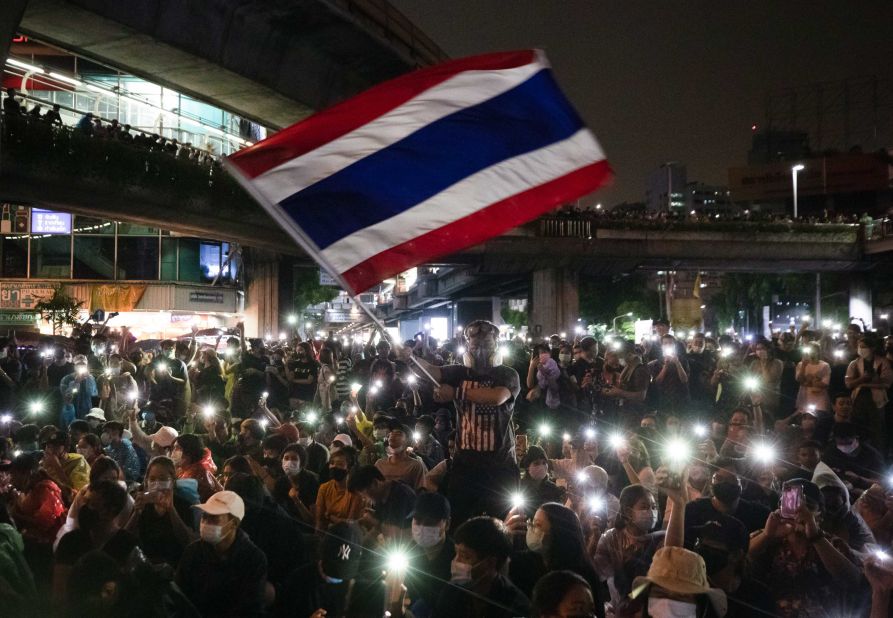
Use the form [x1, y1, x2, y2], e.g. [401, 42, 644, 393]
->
[530, 268, 579, 340]
[849, 274, 873, 331]
[244, 250, 279, 338]
[491, 297, 504, 325]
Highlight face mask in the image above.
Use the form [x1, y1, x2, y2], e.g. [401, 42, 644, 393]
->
[837, 441, 858, 455]
[450, 559, 473, 585]
[711, 481, 742, 504]
[76, 447, 90, 458]
[647, 597, 697, 618]
[528, 463, 548, 481]
[386, 445, 406, 456]
[78, 505, 102, 534]
[148, 480, 173, 492]
[100, 432, 111, 446]
[330, 467, 348, 482]
[526, 527, 545, 553]
[87, 419, 101, 430]
[618, 358, 627, 367]
[298, 437, 312, 447]
[108, 367, 121, 376]
[166, 350, 175, 359]
[412, 523, 445, 548]
[559, 354, 571, 364]
[373, 429, 388, 440]
[633, 509, 658, 532]
[697, 545, 728, 575]
[200, 522, 227, 545]
[170, 450, 183, 464]
[282, 460, 301, 476]
[324, 575, 344, 585]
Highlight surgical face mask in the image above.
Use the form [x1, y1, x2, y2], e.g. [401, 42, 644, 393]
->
[559, 353, 572, 365]
[108, 367, 121, 376]
[148, 480, 173, 492]
[298, 437, 312, 447]
[526, 526, 545, 553]
[373, 428, 388, 440]
[412, 522, 445, 548]
[527, 462, 548, 481]
[165, 350, 175, 359]
[100, 432, 111, 446]
[450, 559, 473, 585]
[618, 357, 627, 368]
[386, 444, 406, 456]
[633, 509, 658, 532]
[647, 597, 697, 618]
[200, 521, 227, 545]
[282, 460, 301, 476]
[76, 447, 90, 458]
[837, 440, 858, 455]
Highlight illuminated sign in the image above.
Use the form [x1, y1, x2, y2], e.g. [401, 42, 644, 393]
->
[31, 209, 71, 234]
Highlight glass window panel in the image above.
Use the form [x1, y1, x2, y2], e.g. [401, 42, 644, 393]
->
[117, 237, 158, 280]
[73, 236, 115, 279]
[199, 242, 221, 282]
[177, 238, 201, 283]
[30, 235, 71, 278]
[73, 217, 115, 235]
[116, 222, 159, 236]
[1, 236, 28, 278]
[161, 238, 177, 281]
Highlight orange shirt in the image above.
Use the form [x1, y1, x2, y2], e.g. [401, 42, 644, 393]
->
[315, 479, 365, 530]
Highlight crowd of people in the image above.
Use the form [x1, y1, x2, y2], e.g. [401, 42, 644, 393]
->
[1, 312, 893, 617]
[3, 86, 220, 165]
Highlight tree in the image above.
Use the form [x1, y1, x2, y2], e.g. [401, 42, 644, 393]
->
[292, 267, 339, 315]
[35, 289, 83, 335]
[501, 307, 527, 331]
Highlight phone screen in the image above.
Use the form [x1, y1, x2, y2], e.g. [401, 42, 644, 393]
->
[780, 484, 802, 519]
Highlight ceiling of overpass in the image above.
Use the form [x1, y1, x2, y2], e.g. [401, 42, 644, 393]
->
[18, 0, 432, 130]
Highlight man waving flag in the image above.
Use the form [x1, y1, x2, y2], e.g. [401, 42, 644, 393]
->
[225, 49, 611, 295]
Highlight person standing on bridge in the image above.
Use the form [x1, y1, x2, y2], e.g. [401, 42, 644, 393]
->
[399, 320, 520, 526]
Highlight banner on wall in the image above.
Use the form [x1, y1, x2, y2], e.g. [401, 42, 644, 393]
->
[0, 282, 57, 309]
[90, 285, 147, 312]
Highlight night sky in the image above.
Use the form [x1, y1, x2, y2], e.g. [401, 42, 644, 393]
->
[391, 0, 893, 206]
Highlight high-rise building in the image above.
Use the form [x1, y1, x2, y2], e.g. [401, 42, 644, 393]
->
[685, 182, 731, 212]
[646, 162, 687, 211]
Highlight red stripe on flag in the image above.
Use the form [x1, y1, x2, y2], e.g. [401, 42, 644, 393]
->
[339, 159, 612, 293]
[227, 50, 537, 179]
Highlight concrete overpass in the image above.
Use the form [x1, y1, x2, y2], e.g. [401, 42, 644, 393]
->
[12, 0, 446, 130]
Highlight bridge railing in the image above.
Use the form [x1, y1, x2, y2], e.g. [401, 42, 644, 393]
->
[536, 215, 862, 238]
[0, 111, 251, 212]
[864, 217, 892, 241]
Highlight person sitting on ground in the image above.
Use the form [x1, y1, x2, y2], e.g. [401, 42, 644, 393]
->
[531, 570, 598, 618]
[315, 446, 364, 531]
[374, 421, 426, 490]
[171, 434, 222, 502]
[433, 516, 531, 618]
[175, 491, 268, 618]
[273, 443, 319, 527]
[102, 422, 140, 483]
[348, 464, 416, 542]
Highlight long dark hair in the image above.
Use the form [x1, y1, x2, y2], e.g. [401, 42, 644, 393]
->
[538, 503, 597, 577]
[614, 484, 651, 530]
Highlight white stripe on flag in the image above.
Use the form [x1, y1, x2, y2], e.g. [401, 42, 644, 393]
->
[251, 61, 546, 204]
[318, 128, 605, 274]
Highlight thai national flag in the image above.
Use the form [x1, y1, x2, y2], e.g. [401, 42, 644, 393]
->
[225, 49, 611, 294]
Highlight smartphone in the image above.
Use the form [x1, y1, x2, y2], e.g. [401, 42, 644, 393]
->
[780, 484, 802, 519]
[516, 434, 529, 455]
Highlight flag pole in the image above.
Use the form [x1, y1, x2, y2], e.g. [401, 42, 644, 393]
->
[221, 159, 441, 387]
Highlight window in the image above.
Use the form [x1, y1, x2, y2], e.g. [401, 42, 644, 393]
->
[117, 237, 158, 280]
[73, 236, 115, 279]
[161, 237, 177, 281]
[117, 222, 159, 236]
[199, 242, 221, 282]
[30, 235, 71, 278]
[73, 216, 114, 235]
[1, 236, 28, 278]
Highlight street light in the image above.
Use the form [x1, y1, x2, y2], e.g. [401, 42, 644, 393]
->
[791, 164, 805, 219]
[612, 312, 634, 333]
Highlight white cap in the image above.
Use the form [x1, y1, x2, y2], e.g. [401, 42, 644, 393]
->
[193, 490, 245, 521]
[86, 408, 106, 421]
[332, 433, 353, 448]
[147, 425, 178, 447]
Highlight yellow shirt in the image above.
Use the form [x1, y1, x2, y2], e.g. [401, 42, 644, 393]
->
[315, 479, 365, 530]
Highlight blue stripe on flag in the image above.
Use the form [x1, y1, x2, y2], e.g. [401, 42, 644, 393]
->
[277, 69, 584, 250]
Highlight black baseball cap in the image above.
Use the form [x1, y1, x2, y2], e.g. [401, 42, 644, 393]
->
[410, 492, 451, 522]
[521, 445, 548, 468]
[40, 429, 68, 448]
[320, 522, 363, 580]
[692, 515, 749, 553]
[653, 318, 670, 327]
